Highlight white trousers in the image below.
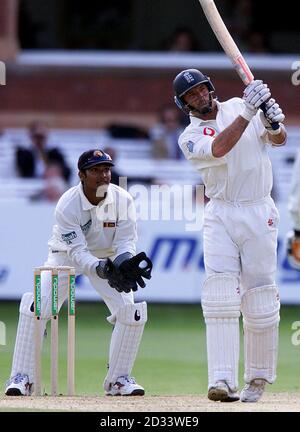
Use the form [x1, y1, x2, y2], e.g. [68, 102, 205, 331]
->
[203, 196, 279, 290]
[202, 196, 280, 389]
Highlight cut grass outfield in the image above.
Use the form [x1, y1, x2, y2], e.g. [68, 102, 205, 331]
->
[0, 302, 299, 395]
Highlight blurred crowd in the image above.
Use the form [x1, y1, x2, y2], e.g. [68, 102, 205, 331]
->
[19, 0, 273, 54]
[14, 121, 71, 202]
[1, 105, 193, 203]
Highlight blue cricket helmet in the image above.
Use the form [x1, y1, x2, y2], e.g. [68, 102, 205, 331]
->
[173, 69, 215, 114]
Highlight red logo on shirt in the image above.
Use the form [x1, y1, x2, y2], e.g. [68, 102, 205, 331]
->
[203, 127, 216, 137]
[268, 218, 274, 226]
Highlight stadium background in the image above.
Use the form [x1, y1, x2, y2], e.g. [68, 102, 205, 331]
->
[0, 0, 300, 399]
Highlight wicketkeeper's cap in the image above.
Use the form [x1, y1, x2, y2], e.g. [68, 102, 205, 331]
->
[78, 149, 114, 170]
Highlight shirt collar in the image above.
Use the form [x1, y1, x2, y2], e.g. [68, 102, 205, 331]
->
[78, 183, 114, 211]
[190, 100, 221, 125]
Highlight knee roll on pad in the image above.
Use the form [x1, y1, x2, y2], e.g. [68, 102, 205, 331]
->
[242, 285, 280, 327]
[242, 285, 280, 383]
[107, 301, 148, 326]
[116, 302, 147, 326]
[104, 302, 147, 391]
[20, 292, 35, 316]
[202, 273, 241, 318]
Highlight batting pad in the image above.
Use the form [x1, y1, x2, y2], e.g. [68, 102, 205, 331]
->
[201, 274, 241, 391]
[242, 285, 280, 383]
[104, 302, 147, 391]
[10, 293, 47, 383]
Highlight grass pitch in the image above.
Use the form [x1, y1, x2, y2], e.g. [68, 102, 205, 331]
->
[0, 302, 299, 396]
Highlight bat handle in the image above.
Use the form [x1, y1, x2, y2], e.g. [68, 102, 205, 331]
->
[260, 102, 280, 131]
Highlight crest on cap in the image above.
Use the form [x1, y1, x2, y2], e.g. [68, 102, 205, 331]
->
[78, 148, 114, 170]
[94, 150, 103, 157]
[183, 72, 195, 83]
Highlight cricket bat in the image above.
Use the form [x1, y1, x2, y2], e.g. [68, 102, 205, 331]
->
[198, 0, 279, 129]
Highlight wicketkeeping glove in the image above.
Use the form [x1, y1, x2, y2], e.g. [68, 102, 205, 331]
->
[96, 259, 137, 293]
[118, 252, 153, 288]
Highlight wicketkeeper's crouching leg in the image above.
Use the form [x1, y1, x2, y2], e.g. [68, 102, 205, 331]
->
[5, 272, 69, 396]
[104, 302, 147, 396]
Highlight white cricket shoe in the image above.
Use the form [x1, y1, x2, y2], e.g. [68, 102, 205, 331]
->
[240, 379, 266, 402]
[208, 380, 240, 402]
[105, 376, 145, 396]
[5, 373, 32, 396]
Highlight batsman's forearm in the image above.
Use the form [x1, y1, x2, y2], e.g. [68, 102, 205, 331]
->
[268, 125, 287, 146]
[212, 116, 249, 158]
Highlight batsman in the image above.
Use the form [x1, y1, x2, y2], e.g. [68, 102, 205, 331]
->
[173, 69, 286, 402]
[5, 149, 152, 396]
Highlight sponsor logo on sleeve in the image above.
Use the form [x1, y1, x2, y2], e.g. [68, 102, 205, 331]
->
[61, 231, 77, 245]
[186, 141, 195, 153]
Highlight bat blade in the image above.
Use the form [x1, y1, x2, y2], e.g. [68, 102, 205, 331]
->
[198, 0, 280, 130]
[198, 0, 254, 85]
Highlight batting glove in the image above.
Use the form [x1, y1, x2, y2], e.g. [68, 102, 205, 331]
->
[260, 98, 285, 134]
[241, 80, 271, 121]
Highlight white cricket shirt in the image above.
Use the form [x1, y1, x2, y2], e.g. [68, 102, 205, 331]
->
[48, 183, 137, 275]
[179, 98, 273, 202]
